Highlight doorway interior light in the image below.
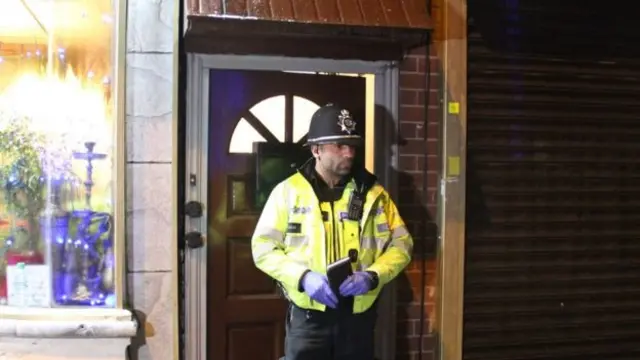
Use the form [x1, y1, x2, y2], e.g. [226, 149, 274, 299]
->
[282, 71, 364, 78]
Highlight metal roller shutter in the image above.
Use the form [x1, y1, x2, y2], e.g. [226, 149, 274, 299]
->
[463, 2, 640, 359]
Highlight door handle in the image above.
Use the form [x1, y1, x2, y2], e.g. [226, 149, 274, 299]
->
[184, 201, 203, 218]
[184, 231, 204, 249]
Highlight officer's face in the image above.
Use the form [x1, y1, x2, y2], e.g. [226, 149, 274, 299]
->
[315, 143, 356, 176]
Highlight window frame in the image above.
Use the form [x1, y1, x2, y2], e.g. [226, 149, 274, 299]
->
[0, 0, 134, 336]
[227, 94, 322, 154]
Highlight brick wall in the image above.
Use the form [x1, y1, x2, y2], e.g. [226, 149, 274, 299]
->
[395, 45, 442, 360]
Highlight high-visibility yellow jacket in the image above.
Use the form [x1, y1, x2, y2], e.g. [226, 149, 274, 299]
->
[251, 170, 413, 314]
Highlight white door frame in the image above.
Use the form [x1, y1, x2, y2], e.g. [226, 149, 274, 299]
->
[184, 53, 401, 360]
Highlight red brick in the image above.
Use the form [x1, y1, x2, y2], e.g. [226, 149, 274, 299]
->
[425, 301, 436, 315]
[398, 210, 425, 226]
[398, 175, 420, 189]
[399, 138, 438, 157]
[428, 140, 439, 155]
[396, 284, 418, 304]
[397, 286, 416, 304]
[416, 121, 439, 140]
[416, 88, 441, 107]
[399, 111, 441, 132]
[409, 45, 437, 56]
[401, 122, 424, 139]
[414, 122, 426, 140]
[412, 228, 439, 245]
[426, 260, 438, 272]
[400, 72, 440, 90]
[398, 154, 418, 171]
[404, 260, 421, 272]
[415, 154, 439, 172]
[426, 204, 437, 216]
[422, 335, 438, 352]
[397, 320, 418, 337]
[398, 172, 439, 190]
[398, 138, 423, 156]
[407, 46, 428, 56]
[401, 121, 438, 141]
[396, 335, 420, 354]
[400, 72, 427, 90]
[418, 56, 442, 74]
[400, 89, 420, 105]
[395, 2, 444, 357]
[400, 211, 431, 231]
[405, 272, 426, 294]
[400, 56, 419, 72]
[426, 106, 441, 120]
[399, 105, 425, 123]
[398, 188, 420, 204]
[405, 268, 438, 292]
[395, 19, 439, 360]
[396, 335, 436, 356]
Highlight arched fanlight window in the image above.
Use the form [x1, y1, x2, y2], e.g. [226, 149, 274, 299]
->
[228, 95, 320, 153]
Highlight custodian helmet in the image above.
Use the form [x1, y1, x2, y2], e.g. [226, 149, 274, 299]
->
[306, 103, 362, 146]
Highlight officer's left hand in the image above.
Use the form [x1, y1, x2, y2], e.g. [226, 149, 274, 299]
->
[339, 272, 373, 297]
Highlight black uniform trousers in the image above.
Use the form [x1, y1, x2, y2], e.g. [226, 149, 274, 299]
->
[284, 303, 377, 360]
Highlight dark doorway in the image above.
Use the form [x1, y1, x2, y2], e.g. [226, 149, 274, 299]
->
[206, 69, 366, 360]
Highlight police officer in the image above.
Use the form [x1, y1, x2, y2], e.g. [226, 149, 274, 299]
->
[251, 104, 413, 360]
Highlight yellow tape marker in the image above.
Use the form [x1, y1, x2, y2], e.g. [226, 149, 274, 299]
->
[448, 156, 460, 176]
[448, 102, 460, 114]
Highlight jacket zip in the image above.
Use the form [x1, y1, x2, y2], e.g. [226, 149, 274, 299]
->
[329, 201, 338, 262]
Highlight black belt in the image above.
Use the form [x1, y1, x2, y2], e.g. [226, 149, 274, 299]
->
[289, 302, 377, 322]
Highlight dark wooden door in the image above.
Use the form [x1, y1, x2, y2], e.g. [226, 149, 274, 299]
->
[207, 69, 366, 360]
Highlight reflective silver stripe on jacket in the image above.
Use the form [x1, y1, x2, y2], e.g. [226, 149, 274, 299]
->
[253, 227, 284, 258]
[255, 227, 284, 242]
[284, 234, 309, 248]
[391, 226, 409, 240]
[361, 225, 411, 252]
[361, 236, 388, 251]
[390, 225, 412, 253]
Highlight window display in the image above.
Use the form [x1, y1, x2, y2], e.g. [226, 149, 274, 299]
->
[0, 0, 122, 308]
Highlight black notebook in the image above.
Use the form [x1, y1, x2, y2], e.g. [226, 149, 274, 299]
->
[327, 256, 354, 313]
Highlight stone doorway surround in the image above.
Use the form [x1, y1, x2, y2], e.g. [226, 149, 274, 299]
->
[185, 54, 400, 360]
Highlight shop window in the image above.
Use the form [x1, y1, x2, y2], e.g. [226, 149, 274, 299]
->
[228, 95, 320, 153]
[0, 0, 123, 309]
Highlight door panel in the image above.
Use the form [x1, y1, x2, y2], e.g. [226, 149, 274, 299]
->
[207, 69, 366, 360]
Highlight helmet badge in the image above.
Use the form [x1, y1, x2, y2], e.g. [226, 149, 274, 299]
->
[337, 109, 356, 134]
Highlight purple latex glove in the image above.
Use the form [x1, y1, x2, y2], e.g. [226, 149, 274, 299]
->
[339, 272, 373, 297]
[301, 271, 338, 308]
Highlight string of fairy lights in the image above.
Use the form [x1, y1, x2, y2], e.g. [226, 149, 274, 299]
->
[0, 44, 112, 86]
[0, 43, 62, 64]
[0, 1, 114, 84]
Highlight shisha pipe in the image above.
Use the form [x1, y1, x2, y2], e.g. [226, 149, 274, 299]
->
[72, 141, 106, 210]
[65, 141, 108, 303]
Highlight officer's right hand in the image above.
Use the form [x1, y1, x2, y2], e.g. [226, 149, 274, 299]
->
[301, 271, 338, 308]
